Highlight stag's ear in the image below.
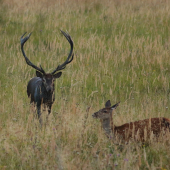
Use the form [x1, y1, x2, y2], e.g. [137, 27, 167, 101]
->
[53, 72, 62, 79]
[111, 102, 120, 110]
[36, 70, 43, 78]
[105, 100, 111, 108]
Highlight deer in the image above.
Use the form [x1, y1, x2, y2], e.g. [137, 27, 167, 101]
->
[20, 30, 74, 123]
[92, 100, 170, 143]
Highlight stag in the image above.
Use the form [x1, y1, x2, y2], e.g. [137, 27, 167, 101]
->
[20, 30, 74, 121]
[92, 100, 170, 143]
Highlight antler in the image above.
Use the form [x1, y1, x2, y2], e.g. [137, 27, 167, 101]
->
[51, 30, 74, 75]
[20, 32, 45, 74]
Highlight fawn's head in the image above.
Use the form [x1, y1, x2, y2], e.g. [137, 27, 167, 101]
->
[92, 100, 120, 119]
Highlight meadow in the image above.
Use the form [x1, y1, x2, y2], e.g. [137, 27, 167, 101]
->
[0, 0, 170, 169]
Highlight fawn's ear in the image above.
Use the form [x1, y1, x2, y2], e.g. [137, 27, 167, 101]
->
[36, 70, 43, 78]
[105, 100, 111, 108]
[53, 72, 62, 79]
[111, 102, 120, 110]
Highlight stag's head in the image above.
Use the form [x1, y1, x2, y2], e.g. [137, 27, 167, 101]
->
[20, 30, 74, 92]
[92, 100, 120, 119]
[36, 71, 62, 92]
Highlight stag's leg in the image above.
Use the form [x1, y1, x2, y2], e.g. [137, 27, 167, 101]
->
[36, 102, 42, 125]
[48, 104, 52, 115]
[46, 104, 52, 123]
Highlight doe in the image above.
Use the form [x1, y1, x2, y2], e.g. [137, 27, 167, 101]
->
[92, 100, 170, 143]
[20, 30, 74, 121]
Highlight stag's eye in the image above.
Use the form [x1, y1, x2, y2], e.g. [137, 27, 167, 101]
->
[42, 78, 46, 82]
[104, 110, 107, 113]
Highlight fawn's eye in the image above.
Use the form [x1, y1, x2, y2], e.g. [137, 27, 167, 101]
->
[104, 110, 107, 113]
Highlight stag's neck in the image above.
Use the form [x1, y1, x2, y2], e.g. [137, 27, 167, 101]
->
[38, 81, 55, 103]
[102, 116, 114, 138]
[41, 82, 54, 95]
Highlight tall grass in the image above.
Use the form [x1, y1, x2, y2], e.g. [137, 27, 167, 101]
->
[0, 0, 170, 169]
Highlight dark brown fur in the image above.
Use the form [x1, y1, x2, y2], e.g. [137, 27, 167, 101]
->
[20, 31, 74, 123]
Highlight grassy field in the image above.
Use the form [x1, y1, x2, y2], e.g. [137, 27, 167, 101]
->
[0, 0, 170, 169]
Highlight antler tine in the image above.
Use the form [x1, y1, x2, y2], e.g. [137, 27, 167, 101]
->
[51, 30, 74, 75]
[20, 32, 45, 74]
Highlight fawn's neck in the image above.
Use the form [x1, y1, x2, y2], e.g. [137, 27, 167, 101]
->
[102, 113, 114, 138]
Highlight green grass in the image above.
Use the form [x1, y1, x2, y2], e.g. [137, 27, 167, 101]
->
[0, 0, 170, 169]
